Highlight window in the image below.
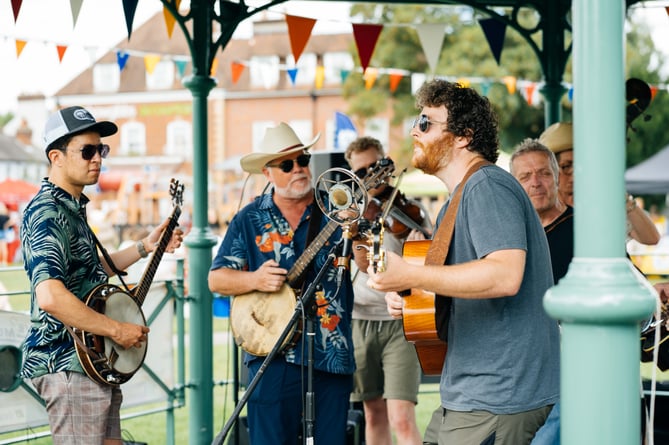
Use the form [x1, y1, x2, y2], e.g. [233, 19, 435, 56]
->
[146, 61, 175, 90]
[323, 52, 354, 85]
[250, 56, 280, 89]
[120, 122, 146, 156]
[166, 120, 192, 158]
[93, 64, 120, 93]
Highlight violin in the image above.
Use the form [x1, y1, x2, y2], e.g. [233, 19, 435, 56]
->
[363, 185, 430, 240]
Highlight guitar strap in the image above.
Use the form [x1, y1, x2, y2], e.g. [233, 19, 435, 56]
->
[289, 196, 323, 290]
[426, 159, 491, 342]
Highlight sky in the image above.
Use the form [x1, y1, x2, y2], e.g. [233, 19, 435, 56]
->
[0, 1, 668, 116]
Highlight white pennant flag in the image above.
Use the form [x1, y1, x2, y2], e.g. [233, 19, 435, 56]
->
[416, 23, 446, 74]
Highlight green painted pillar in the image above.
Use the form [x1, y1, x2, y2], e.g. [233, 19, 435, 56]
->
[544, 1, 656, 444]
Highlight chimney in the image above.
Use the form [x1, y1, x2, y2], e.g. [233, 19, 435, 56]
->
[15, 119, 32, 146]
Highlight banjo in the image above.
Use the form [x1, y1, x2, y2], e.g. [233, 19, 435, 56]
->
[71, 179, 184, 386]
[230, 160, 395, 356]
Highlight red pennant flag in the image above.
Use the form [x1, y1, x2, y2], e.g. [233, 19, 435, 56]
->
[285, 15, 316, 64]
[56, 45, 68, 62]
[123, 0, 139, 40]
[666, 7, 669, 15]
[352, 23, 383, 71]
[389, 72, 403, 93]
[11, 0, 22, 23]
[231, 62, 245, 84]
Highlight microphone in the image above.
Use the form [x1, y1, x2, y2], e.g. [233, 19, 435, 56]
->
[336, 225, 353, 289]
[329, 184, 353, 210]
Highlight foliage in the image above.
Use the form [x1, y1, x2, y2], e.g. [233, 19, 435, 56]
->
[0, 113, 14, 130]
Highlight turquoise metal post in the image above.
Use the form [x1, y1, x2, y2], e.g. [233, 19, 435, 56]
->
[544, 1, 656, 444]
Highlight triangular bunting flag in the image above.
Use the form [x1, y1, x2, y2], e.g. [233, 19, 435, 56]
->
[70, 0, 84, 28]
[568, 86, 574, 102]
[122, 0, 139, 40]
[364, 68, 378, 90]
[650, 85, 658, 100]
[525, 82, 536, 105]
[144, 54, 161, 75]
[11, 0, 22, 23]
[352, 23, 383, 71]
[457, 78, 471, 88]
[479, 18, 507, 66]
[163, 0, 182, 38]
[502, 76, 516, 94]
[175, 59, 188, 78]
[666, 7, 669, 15]
[285, 15, 316, 64]
[210, 58, 219, 76]
[287, 68, 298, 85]
[314, 65, 325, 89]
[116, 50, 130, 71]
[340, 69, 350, 84]
[231, 61, 245, 84]
[56, 45, 68, 63]
[481, 81, 491, 96]
[15, 39, 27, 58]
[389, 72, 403, 93]
[415, 24, 445, 73]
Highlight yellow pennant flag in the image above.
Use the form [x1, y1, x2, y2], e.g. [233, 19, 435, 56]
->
[210, 58, 218, 77]
[502, 76, 517, 94]
[314, 65, 325, 90]
[364, 68, 378, 90]
[163, 0, 182, 38]
[144, 54, 161, 75]
[456, 78, 471, 88]
[15, 39, 27, 58]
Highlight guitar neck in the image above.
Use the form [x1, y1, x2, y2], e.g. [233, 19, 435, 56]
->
[286, 219, 338, 287]
[133, 207, 181, 305]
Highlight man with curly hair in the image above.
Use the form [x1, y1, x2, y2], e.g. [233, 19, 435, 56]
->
[373, 79, 560, 445]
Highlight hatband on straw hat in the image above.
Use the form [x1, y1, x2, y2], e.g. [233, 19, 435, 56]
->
[538, 122, 573, 154]
[240, 122, 320, 174]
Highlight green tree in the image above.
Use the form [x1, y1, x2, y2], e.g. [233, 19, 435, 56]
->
[0, 113, 14, 130]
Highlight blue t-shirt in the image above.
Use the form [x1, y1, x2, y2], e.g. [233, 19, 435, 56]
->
[20, 179, 108, 378]
[437, 165, 560, 414]
[211, 192, 355, 375]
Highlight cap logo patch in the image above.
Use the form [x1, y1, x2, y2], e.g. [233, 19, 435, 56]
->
[73, 109, 94, 121]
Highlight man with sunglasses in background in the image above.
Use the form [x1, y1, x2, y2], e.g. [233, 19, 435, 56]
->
[209, 122, 355, 444]
[374, 80, 560, 445]
[20, 106, 183, 444]
[345, 136, 431, 445]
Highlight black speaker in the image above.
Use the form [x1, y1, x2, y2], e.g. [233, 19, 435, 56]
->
[310, 151, 350, 184]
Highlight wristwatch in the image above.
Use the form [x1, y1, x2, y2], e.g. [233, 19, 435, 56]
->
[136, 239, 149, 258]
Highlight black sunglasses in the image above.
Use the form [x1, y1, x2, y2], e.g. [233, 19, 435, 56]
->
[266, 153, 311, 173]
[77, 143, 110, 161]
[354, 161, 378, 179]
[412, 114, 448, 133]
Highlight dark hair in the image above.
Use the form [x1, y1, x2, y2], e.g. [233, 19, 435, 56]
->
[45, 135, 74, 164]
[415, 79, 499, 163]
[344, 136, 385, 162]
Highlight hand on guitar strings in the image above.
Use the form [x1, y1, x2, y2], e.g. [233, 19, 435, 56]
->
[254, 259, 288, 293]
[365, 250, 409, 293]
[147, 218, 185, 254]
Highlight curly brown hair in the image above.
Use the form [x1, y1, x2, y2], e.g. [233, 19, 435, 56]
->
[415, 79, 499, 163]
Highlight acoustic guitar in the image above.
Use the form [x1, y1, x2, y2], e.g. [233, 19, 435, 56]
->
[230, 159, 396, 356]
[401, 239, 447, 376]
[71, 179, 184, 386]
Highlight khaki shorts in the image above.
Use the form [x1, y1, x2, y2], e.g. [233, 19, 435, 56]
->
[32, 371, 123, 445]
[350, 318, 421, 403]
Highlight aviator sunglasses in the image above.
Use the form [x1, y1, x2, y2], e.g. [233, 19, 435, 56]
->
[77, 143, 110, 160]
[266, 153, 311, 173]
[412, 114, 448, 133]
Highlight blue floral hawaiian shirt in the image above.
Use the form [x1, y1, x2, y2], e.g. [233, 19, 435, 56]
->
[211, 191, 355, 375]
[20, 179, 108, 379]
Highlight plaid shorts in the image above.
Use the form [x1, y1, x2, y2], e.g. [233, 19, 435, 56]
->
[32, 371, 123, 445]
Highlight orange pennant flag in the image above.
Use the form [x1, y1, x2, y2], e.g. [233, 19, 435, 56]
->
[502, 76, 517, 94]
[210, 58, 219, 77]
[314, 66, 325, 90]
[525, 82, 536, 105]
[56, 45, 68, 62]
[364, 68, 378, 90]
[231, 61, 245, 84]
[144, 54, 161, 74]
[389, 72, 403, 93]
[15, 39, 27, 58]
[163, 0, 182, 38]
[650, 85, 658, 100]
[285, 15, 316, 64]
[352, 23, 383, 71]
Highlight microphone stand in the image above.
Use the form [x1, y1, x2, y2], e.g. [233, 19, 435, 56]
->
[212, 241, 341, 445]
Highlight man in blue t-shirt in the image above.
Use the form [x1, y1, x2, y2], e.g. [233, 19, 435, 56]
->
[375, 80, 560, 445]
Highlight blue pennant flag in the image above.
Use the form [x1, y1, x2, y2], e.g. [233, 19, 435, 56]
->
[334, 112, 357, 151]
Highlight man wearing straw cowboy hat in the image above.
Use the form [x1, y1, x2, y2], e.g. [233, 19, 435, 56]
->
[209, 122, 355, 444]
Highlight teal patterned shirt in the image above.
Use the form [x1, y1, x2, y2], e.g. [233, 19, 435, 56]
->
[20, 179, 108, 379]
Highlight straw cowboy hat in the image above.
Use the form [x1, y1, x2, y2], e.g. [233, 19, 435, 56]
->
[240, 122, 320, 174]
[538, 122, 573, 154]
